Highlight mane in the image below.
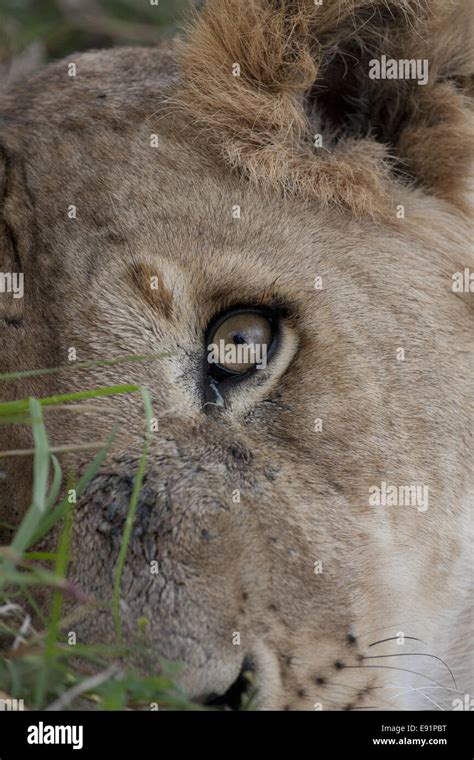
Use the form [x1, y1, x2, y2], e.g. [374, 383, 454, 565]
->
[171, 0, 474, 216]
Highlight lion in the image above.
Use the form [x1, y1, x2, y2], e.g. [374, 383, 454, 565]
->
[0, 0, 472, 710]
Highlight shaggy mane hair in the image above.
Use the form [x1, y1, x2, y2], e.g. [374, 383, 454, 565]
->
[172, 0, 474, 216]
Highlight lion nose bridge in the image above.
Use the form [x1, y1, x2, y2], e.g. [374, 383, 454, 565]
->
[80, 418, 255, 549]
[86, 455, 234, 544]
[85, 470, 158, 545]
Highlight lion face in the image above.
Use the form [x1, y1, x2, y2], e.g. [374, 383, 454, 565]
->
[0, 1, 472, 710]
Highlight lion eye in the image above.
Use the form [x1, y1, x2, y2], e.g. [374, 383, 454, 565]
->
[206, 309, 275, 379]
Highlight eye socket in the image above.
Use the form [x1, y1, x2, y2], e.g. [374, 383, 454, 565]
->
[206, 308, 276, 380]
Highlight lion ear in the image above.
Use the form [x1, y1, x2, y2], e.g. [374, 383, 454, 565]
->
[175, 0, 474, 215]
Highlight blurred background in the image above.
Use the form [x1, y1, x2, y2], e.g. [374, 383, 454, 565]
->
[0, 0, 197, 87]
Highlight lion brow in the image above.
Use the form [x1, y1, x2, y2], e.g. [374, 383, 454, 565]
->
[127, 262, 174, 320]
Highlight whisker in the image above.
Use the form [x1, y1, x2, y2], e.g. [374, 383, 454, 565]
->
[313, 696, 344, 709]
[321, 681, 371, 692]
[391, 683, 468, 700]
[357, 618, 422, 641]
[313, 680, 399, 710]
[368, 636, 426, 648]
[343, 664, 448, 690]
[361, 653, 457, 689]
[389, 689, 445, 711]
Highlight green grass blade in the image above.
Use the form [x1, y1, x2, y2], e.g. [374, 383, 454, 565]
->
[112, 388, 153, 643]
[34, 500, 74, 707]
[5, 400, 51, 562]
[46, 454, 62, 510]
[29, 397, 50, 516]
[30, 424, 119, 546]
[0, 384, 140, 418]
[0, 352, 171, 383]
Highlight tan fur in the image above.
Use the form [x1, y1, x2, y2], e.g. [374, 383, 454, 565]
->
[0, 1, 472, 709]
